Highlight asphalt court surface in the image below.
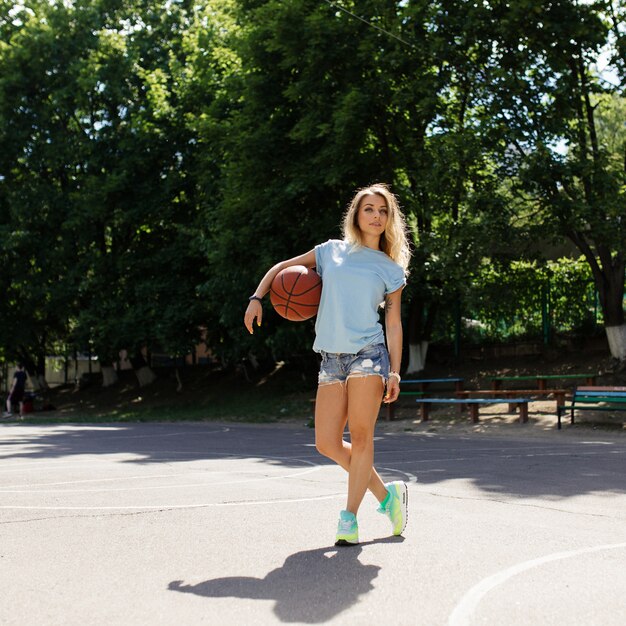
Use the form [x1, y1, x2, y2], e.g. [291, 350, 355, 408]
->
[1, 421, 625, 625]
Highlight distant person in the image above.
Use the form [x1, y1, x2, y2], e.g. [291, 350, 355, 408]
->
[4, 363, 27, 418]
[244, 183, 411, 545]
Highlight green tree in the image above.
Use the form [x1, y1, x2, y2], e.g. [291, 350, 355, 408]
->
[481, 0, 626, 360]
[0, 0, 87, 386]
[203, 0, 510, 371]
[0, 0, 220, 384]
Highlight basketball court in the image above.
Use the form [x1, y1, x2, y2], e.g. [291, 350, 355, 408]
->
[1, 420, 625, 625]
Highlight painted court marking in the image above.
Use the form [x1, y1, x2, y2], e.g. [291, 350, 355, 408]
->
[0, 451, 331, 507]
[1, 428, 623, 516]
[447, 542, 626, 626]
[0, 493, 346, 511]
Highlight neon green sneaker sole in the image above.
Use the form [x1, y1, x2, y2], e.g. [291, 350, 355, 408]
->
[378, 481, 408, 535]
[335, 510, 359, 545]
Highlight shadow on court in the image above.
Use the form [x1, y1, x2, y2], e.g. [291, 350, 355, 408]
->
[1, 422, 625, 501]
[168, 538, 402, 623]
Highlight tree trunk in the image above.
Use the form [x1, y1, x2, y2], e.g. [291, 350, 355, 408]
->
[101, 365, 118, 387]
[135, 366, 156, 387]
[131, 351, 156, 387]
[35, 353, 48, 390]
[588, 246, 625, 328]
[405, 298, 437, 374]
[567, 235, 625, 360]
[406, 341, 429, 375]
[605, 325, 626, 361]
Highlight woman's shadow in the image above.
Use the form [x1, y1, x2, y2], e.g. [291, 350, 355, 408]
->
[169, 537, 403, 623]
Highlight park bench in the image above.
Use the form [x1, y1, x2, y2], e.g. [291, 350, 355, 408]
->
[556, 386, 626, 430]
[386, 378, 464, 420]
[416, 397, 531, 424]
[491, 373, 596, 391]
[456, 389, 567, 412]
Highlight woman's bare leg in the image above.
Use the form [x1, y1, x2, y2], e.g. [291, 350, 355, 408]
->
[314, 379, 388, 511]
[345, 376, 385, 514]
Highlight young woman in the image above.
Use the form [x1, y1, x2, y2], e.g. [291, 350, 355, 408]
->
[244, 183, 411, 545]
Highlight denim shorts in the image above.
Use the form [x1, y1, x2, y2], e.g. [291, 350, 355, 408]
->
[318, 343, 390, 386]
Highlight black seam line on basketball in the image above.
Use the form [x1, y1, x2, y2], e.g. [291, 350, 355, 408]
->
[275, 302, 318, 308]
[276, 304, 308, 320]
[282, 270, 303, 312]
[271, 272, 320, 299]
[270, 289, 318, 306]
[290, 281, 321, 296]
[279, 304, 308, 320]
[270, 292, 317, 306]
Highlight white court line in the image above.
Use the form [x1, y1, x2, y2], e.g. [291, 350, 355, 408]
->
[0, 465, 324, 493]
[447, 542, 626, 626]
[0, 443, 620, 471]
[0, 454, 323, 492]
[0, 450, 324, 471]
[0, 425, 229, 436]
[378, 466, 419, 483]
[74, 428, 229, 440]
[0, 492, 345, 510]
[0, 448, 621, 478]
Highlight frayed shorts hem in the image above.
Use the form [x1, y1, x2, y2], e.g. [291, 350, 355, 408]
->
[317, 343, 390, 387]
[318, 372, 387, 387]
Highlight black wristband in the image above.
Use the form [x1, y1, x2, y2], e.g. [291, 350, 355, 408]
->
[248, 295, 263, 303]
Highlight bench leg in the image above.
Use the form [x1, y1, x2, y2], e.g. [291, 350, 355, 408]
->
[469, 404, 479, 423]
[386, 401, 394, 421]
[420, 403, 430, 422]
[557, 408, 562, 429]
[519, 403, 528, 424]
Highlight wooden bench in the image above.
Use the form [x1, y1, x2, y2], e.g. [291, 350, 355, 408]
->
[556, 386, 626, 430]
[416, 397, 531, 423]
[456, 389, 567, 412]
[386, 378, 464, 420]
[491, 374, 596, 391]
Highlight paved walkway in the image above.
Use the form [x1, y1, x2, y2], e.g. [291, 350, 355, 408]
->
[1, 421, 625, 625]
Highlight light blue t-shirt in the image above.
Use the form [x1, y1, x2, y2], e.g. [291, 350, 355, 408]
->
[313, 239, 406, 354]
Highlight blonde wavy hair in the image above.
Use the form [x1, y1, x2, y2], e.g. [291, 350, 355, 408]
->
[342, 183, 411, 273]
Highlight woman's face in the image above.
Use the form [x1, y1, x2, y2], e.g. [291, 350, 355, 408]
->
[356, 193, 389, 237]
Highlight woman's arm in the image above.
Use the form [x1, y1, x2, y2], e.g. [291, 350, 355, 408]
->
[383, 286, 404, 403]
[244, 249, 317, 334]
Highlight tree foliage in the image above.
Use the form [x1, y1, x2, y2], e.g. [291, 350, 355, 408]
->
[1, 0, 625, 376]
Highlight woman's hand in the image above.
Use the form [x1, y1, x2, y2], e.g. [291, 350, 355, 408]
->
[383, 376, 400, 403]
[244, 299, 263, 334]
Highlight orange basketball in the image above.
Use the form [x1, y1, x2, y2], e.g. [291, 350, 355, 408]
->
[270, 265, 322, 322]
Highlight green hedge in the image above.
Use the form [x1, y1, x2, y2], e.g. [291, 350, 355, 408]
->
[432, 257, 600, 344]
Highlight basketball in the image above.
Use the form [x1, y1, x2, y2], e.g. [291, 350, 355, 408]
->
[270, 265, 322, 321]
